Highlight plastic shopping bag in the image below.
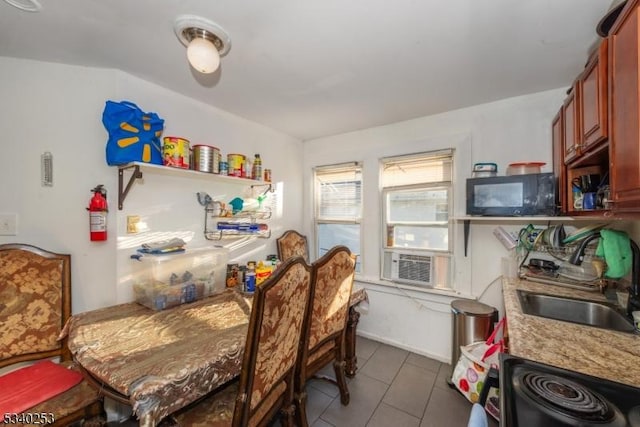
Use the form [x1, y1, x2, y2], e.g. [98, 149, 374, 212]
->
[452, 318, 506, 403]
[102, 100, 164, 166]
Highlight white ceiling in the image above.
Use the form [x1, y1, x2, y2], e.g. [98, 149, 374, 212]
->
[0, 0, 614, 140]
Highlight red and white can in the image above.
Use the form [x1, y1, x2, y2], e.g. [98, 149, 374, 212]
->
[163, 137, 190, 169]
[227, 154, 245, 177]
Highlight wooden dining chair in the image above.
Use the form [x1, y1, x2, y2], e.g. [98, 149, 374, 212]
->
[0, 244, 105, 427]
[276, 230, 309, 262]
[166, 256, 313, 427]
[294, 245, 356, 427]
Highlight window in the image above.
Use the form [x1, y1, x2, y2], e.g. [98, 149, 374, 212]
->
[381, 150, 453, 289]
[314, 162, 362, 272]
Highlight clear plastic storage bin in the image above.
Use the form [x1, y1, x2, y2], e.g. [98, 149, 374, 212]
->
[132, 247, 229, 310]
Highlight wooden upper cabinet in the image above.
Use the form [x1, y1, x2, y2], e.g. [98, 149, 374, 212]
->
[580, 39, 608, 152]
[552, 109, 566, 214]
[563, 39, 608, 167]
[563, 82, 580, 165]
[610, 0, 640, 210]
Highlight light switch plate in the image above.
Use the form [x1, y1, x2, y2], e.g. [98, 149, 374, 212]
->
[0, 213, 18, 235]
[127, 215, 140, 234]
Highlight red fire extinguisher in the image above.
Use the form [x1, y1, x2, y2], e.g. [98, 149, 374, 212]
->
[87, 185, 108, 241]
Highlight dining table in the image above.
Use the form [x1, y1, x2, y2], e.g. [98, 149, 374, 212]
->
[64, 287, 369, 427]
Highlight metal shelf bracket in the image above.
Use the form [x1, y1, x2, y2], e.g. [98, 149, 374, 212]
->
[250, 182, 273, 196]
[118, 164, 143, 210]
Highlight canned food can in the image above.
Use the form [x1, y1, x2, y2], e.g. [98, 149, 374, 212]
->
[192, 145, 219, 173]
[227, 154, 245, 177]
[219, 161, 228, 176]
[264, 169, 272, 182]
[212, 149, 220, 174]
[245, 271, 256, 293]
[226, 263, 239, 288]
[238, 266, 246, 291]
[163, 137, 190, 169]
[244, 158, 252, 179]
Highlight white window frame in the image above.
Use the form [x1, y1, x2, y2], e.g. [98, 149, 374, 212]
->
[380, 150, 454, 290]
[313, 162, 363, 271]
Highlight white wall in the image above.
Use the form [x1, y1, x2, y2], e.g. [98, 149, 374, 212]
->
[0, 56, 303, 313]
[112, 72, 303, 304]
[303, 88, 567, 362]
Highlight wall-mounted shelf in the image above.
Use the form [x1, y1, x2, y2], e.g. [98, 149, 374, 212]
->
[204, 206, 272, 241]
[209, 208, 272, 221]
[117, 162, 271, 210]
[452, 215, 612, 222]
[204, 228, 271, 241]
[204, 217, 271, 240]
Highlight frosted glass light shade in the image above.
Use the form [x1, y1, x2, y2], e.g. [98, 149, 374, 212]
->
[187, 38, 220, 74]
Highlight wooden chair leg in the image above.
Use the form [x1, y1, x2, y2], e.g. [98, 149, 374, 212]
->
[345, 307, 360, 378]
[294, 390, 310, 427]
[82, 414, 107, 427]
[279, 402, 297, 427]
[333, 359, 350, 405]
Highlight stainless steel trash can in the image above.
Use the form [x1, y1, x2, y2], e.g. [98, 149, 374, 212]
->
[448, 299, 498, 384]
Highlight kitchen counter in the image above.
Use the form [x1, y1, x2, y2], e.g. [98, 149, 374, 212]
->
[503, 277, 640, 387]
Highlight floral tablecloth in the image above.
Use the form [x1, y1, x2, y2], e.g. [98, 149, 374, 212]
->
[350, 286, 368, 308]
[65, 289, 251, 427]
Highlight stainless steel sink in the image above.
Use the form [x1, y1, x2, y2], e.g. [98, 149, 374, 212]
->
[517, 290, 636, 333]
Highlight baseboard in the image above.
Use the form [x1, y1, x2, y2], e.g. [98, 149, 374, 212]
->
[356, 331, 450, 364]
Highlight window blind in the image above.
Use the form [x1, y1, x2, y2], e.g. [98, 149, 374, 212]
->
[315, 163, 362, 221]
[382, 150, 453, 188]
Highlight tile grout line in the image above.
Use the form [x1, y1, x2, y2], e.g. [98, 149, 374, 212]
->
[363, 350, 410, 426]
[317, 340, 386, 427]
[418, 363, 445, 421]
[382, 357, 443, 424]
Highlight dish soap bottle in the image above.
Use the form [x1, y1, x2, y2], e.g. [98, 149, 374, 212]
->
[252, 154, 262, 180]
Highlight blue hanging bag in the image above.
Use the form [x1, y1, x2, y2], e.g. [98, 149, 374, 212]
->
[102, 100, 165, 166]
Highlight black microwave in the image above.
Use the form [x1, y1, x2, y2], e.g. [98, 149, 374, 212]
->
[466, 173, 557, 216]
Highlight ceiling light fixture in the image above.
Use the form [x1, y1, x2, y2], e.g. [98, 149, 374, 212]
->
[3, 0, 41, 12]
[174, 15, 231, 74]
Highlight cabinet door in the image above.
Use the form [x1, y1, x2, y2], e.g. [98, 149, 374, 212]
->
[552, 109, 567, 214]
[580, 39, 608, 151]
[563, 83, 580, 165]
[610, 3, 640, 210]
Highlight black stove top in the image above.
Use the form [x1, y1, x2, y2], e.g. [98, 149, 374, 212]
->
[500, 354, 640, 426]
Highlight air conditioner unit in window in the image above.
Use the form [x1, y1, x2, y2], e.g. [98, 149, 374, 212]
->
[390, 251, 433, 286]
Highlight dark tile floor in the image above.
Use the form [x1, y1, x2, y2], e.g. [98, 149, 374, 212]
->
[298, 336, 498, 427]
[107, 336, 498, 427]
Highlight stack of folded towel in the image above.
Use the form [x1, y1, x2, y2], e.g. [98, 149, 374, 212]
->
[138, 238, 186, 254]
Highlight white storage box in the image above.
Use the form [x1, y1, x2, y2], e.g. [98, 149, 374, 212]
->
[132, 247, 229, 310]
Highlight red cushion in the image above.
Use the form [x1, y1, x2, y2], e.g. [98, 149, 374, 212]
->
[0, 360, 83, 415]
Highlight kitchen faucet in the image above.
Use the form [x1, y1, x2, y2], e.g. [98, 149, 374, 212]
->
[567, 232, 640, 317]
[626, 239, 640, 317]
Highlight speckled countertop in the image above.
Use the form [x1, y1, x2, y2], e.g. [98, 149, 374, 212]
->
[503, 277, 640, 387]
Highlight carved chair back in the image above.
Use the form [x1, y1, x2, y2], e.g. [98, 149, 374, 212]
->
[276, 230, 309, 263]
[294, 245, 356, 426]
[0, 243, 104, 426]
[234, 256, 313, 427]
[171, 256, 313, 427]
[0, 244, 72, 366]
